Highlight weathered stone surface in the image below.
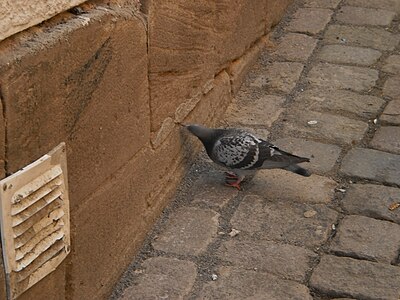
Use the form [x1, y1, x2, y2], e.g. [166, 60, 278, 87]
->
[331, 215, 400, 263]
[231, 195, 338, 249]
[227, 95, 285, 127]
[294, 89, 384, 118]
[270, 33, 318, 62]
[274, 137, 341, 173]
[228, 38, 265, 94]
[317, 45, 381, 66]
[217, 239, 317, 282]
[310, 255, 400, 299]
[0, 10, 150, 210]
[382, 55, 400, 74]
[120, 257, 197, 300]
[342, 184, 400, 224]
[307, 63, 379, 92]
[381, 100, 400, 125]
[341, 148, 400, 185]
[336, 6, 396, 26]
[344, 0, 400, 13]
[248, 170, 337, 204]
[287, 8, 333, 35]
[152, 207, 219, 255]
[190, 172, 238, 208]
[324, 25, 400, 51]
[370, 126, 400, 154]
[199, 267, 313, 300]
[249, 62, 304, 93]
[147, 0, 271, 131]
[304, 0, 341, 8]
[282, 110, 368, 144]
[383, 76, 400, 99]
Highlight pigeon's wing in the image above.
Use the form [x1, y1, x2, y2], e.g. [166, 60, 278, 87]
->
[212, 131, 261, 169]
[254, 140, 310, 169]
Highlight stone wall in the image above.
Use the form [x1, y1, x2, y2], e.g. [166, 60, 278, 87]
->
[0, 0, 291, 299]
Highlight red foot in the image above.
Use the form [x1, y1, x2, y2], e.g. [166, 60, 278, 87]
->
[225, 179, 242, 191]
[224, 171, 238, 179]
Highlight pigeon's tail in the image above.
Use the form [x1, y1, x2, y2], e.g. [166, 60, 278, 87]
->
[283, 164, 311, 177]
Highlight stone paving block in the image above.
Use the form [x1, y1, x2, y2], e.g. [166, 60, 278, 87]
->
[295, 88, 384, 118]
[370, 126, 400, 154]
[287, 8, 333, 35]
[341, 148, 400, 185]
[282, 110, 369, 144]
[270, 33, 318, 62]
[274, 137, 341, 173]
[231, 195, 338, 249]
[382, 55, 400, 74]
[343, 184, 400, 224]
[383, 76, 400, 99]
[324, 25, 400, 51]
[152, 207, 219, 255]
[304, 0, 341, 8]
[248, 170, 337, 204]
[310, 255, 400, 299]
[217, 239, 317, 282]
[307, 63, 379, 92]
[336, 6, 396, 26]
[198, 267, 313, 300]
[120, 257, 197, 300]
[331, 215, 400, 263]
[227, 95, 285, 127]
[345, 0, 400, 13]
[381, 100, 400, 125]
[249, 62, 304, 93]
[317, 45, 381, 66]
[190, 172, 238, 208]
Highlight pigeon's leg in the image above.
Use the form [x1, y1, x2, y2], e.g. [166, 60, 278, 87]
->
[225, 173, 245, 190]
[224, 171, 238, 179]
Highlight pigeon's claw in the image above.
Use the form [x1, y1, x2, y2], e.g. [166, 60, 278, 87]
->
[225, 178, 242, 191]
[224, 171, 238, 179]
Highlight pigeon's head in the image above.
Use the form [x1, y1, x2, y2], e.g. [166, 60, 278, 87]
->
[185, 124, 215, 143]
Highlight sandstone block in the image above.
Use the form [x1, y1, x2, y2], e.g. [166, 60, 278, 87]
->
[270, 33, 318, 62]
[382, 55, 400, 74]
[274, 138, 341, 173]
[190, 172, 238, 208]
[152, 207, 219, 256]
[287, 8, 333, 35]
[217, 239, 317, 282]
[342, 183, 400, 224]
[310, 255, 400, 299]
[383, 76, 400, 99]
[231, 195, 338, 249]
[307, 63, 379, 92]
[282, 110, 368, 144]
[331, 215, 400, 263]
[199, 267, 312, 300]
[294, 89, 384, 118]
[370, 126, 400, 154]
[344, 0, 400, 13]
[0, 9, 150, 209]
[341, 148, 400, 185]
[336, 6, 395, 26]
[226, 95, 285, 127]
[249, 62, 304, 93]
[248, 170, 337, 204]
[304, 0, 341, 8]
[381, 100, 400, 125]
[317, 45, 381, 66]
[120, 257, 197, 300]
[324, 25, 400, 51]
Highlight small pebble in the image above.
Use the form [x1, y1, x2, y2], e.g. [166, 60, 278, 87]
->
[211, 274, 218, 281]
[303, 210, 317, 218]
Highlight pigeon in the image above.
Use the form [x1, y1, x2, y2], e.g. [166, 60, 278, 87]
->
[185, 124, 311, 190]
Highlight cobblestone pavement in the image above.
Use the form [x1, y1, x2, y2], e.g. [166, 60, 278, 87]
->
[111, 1, 400, 299]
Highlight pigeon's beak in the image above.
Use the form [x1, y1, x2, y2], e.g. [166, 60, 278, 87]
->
[176, 122, 187, 128]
